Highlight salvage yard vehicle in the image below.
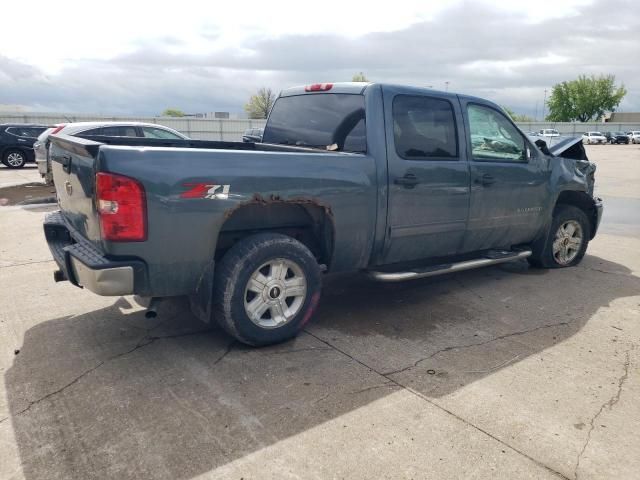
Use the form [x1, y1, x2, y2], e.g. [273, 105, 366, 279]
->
[43, 82, 603, 346]
[604, 131, 630, 144]
[627, 131, 640, 144]
[242, 127, 264, 143]
[35, 122, 189, 184]
[582, 131, 607, 144]
[0, 124, 48, 168]
[538, 128, 560, 137]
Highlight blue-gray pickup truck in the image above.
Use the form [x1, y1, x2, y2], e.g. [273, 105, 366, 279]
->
[44, 82, 603, 346]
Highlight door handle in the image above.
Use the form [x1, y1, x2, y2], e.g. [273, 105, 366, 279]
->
[394, 173, 419, 188]
[475, 174, 496, 186]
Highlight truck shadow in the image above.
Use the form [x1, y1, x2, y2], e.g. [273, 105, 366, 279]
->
[5, 255, 638, 479]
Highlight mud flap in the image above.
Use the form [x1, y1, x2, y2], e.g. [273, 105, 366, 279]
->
[189, 260, 216, 324]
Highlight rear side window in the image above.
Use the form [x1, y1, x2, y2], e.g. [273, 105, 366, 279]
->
[141, 126, 183, 139]
[392, 95, 458, 160]
[263, 94, 366, 153]
[5, 127, 44, 138]
[100, 126, 139, 137]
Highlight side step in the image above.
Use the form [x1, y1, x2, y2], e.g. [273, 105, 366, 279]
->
[367, 249, 532, 283]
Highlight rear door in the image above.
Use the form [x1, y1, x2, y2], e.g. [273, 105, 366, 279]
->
[381, 87, 470, 264]
[458, 100, 550, 252]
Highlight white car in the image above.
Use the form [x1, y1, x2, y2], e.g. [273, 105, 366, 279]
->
[538, 129, 560, 137]
[582, 132, 607, 145]
[627, 131, 640, 144]
[34, 121, 189, 184]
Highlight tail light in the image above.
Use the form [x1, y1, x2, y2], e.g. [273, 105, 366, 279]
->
[96, 172, 147, 242]
[305, 83, 333, 92]
[50, 125, 66, 135]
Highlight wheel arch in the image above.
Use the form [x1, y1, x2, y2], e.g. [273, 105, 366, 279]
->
[554, 190, 598, 239]
[215, 200, 335, 269]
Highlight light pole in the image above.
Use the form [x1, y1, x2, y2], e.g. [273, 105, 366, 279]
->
[445, 81, 449, 92]
[542, 89, 547, 121]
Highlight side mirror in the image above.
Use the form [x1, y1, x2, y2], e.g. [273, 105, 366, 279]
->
[534, 139, 551, 156]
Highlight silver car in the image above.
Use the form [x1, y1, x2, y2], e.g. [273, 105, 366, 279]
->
[34, 122, 189, 183]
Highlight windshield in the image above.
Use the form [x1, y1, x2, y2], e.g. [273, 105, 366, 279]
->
[263, 94, 366, 153]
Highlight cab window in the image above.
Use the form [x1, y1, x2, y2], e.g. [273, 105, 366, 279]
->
[392, 95, 458, 160]
[467, 104, 526, 162]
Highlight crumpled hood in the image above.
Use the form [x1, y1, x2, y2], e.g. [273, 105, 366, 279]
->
[528, 135, 596, 196]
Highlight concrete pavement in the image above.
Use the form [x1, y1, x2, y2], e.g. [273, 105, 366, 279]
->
[0, 144, 638, 479]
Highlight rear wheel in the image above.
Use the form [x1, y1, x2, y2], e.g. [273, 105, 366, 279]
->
[212, 233, 322, 346]
[2, 150, 26, 168]
[528, 205, 590, 268]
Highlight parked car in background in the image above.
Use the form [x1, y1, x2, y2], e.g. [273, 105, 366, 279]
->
[242, 127, 264, 143]
[627, 131, 640, 144]
[1, 124, 49, 168]
[538, 129, 560, 137]
[35, 122, 189, 183]
[582, 132, 607, 144]
[604, 131, 630, 144]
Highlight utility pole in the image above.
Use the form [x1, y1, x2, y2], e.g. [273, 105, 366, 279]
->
[541, 89, 547, 121]
[445, 81, 449, 92]
[534, 100, 538, 122]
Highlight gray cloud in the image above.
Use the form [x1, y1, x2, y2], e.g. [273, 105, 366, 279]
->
[1, 0, 638, 116]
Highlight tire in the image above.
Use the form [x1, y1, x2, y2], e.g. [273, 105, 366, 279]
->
[212, 232, 322, 346]
[2, 149, 27, 168]
[528, 205, 590, 269]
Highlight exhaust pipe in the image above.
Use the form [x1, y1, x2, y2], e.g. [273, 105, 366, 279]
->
[145, 297, 162, 319]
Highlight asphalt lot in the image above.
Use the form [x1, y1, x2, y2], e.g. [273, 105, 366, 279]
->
[0, 146, 639, 480]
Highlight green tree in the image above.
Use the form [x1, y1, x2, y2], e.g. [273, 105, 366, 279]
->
[245, 87, 276, 119]
[162, 108, 185, 117]
[502, 106, 535, 122]
[352, 72, 369, 82]
[546, 75, 626, 122]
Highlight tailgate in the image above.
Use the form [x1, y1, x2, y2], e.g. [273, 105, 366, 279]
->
[49, 134, 103, 245]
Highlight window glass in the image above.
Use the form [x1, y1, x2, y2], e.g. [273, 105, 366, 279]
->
[81, 128, 103, 136]
[392, 95, 458, 159]
[467, 104, 526, 162]
[141, 127, 183, 139]
[263, 94, 366, 153]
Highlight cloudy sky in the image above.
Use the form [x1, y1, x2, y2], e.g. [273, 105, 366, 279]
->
[1, 0, 638, 117]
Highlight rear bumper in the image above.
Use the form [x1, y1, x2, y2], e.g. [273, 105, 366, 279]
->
[44, 211, 146, 296]
[36, 157, 48, 176]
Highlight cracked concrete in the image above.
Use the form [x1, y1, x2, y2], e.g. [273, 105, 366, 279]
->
[574, 348, 633, 480]
[1, 144, 639, 479]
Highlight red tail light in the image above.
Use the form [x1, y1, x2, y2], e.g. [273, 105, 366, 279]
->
[96, 172, 147, 242]
[305, 83, 333, 92]
[50, 125, 66, 135]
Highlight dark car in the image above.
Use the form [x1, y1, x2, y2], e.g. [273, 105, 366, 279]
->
[242, 127, 264, 143]
[0, 124, 49, 168]
[604, 131, 630, 144]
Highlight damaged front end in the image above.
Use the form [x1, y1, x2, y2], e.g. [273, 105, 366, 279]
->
[532, 135, 597, 196]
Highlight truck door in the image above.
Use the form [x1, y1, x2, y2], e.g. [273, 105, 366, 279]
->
[458, 100, 550, 252]
[382, 88, 470, 264]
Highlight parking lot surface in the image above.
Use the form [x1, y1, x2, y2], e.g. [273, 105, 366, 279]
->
[1, 145, 639, 479]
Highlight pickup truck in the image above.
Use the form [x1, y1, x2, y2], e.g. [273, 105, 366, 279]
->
[44, 82, 603, 346]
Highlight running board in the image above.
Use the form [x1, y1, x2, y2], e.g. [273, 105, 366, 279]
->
[367, 249, 532, 282]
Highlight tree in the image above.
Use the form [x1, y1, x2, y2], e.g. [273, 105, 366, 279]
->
[245, 87, 276, 119]
[502, 106, 535, 122]
[546, 75, 626, 122]
[352, 72, 369, 82]
[162, 108, 185, 117]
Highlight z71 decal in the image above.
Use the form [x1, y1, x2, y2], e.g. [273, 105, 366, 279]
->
[181, 183, 230, 200]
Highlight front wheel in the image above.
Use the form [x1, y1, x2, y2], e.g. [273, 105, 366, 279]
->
[2, 150, 27, 168]
[212, 233, 322, 346]
[528, 205, 590, 269]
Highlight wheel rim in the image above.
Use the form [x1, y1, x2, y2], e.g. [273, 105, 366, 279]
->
[243, 258, 307, 329]
[552, 220, 583, 265]
[6, 152, 24, 167]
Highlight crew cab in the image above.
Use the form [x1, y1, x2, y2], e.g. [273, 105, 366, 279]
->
[44, 82, 603, 346]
